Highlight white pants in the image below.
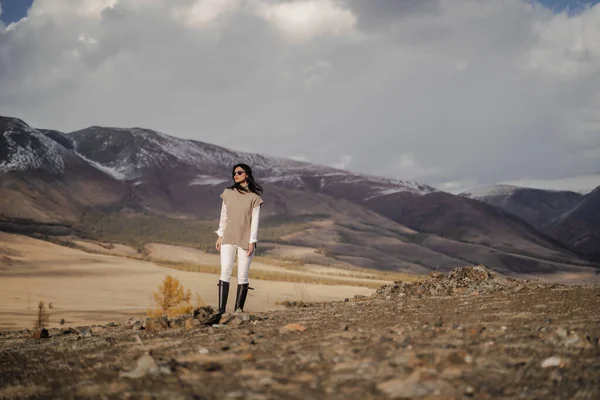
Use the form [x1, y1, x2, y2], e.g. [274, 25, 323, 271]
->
[220, 244, 253, 284]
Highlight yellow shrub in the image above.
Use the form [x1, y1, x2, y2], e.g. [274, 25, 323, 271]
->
[34, 301, 50, 329]
[147, 275, 195, 318]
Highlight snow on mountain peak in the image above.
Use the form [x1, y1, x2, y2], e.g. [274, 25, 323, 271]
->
[461, 174, 600, 198]
[499, 174, 600, 194]
[67, 125, 437, 196]
[460, 184, 521, 199]
[0, 117, 68, 174]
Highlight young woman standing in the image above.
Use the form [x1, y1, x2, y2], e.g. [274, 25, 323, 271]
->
[215, 163, 264, 314]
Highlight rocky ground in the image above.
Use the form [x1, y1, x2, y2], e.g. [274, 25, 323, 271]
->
[1, 266, 599, 400]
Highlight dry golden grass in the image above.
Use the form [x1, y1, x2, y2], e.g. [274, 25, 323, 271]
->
[155, 260, 424, 289]
[254, 255, 426, 283]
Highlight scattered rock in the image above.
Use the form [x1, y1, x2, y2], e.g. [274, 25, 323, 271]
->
[376, 266, 553, 299]
[185, 318, 198, 331]
[541, 356, 568, 369]
[465, 386, 475, 397]
[125, 317, 143, 330]
[79, 327, 93, 338]
[169, 316, 189, 329]
[280, 323, 307, 333]
[377, 368, 453, 398]
[119, 353, 162, 378]
[194, 306, 221, 326]
[1, 267, 598, 400]
[32, 328, 49, 339]
[62, 327, 78, 335]
[144, 316, 170, 332]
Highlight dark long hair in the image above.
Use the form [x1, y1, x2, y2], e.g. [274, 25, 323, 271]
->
[227, 163, 263, 195]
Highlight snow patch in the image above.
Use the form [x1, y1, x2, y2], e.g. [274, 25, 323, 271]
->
[0, 123, 66, 174]
[460, 184, 520, 199]
[189, 175, 228, 186]
[74, 151, 127, 180]
[499, 174, 600, 194]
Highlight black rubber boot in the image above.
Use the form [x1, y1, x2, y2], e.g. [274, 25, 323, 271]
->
[218, 280, 229, 314]
[234, 283, 251, 312]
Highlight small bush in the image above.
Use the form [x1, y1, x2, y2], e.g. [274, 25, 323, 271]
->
[35, 301, 50, 329]
[147, 275, 203, 317]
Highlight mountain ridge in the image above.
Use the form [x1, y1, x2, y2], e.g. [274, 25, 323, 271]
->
[1, 114, 598, 274]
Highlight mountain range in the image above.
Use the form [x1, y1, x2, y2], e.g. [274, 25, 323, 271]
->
[1, 115, 598, 276]
[461, 183, 600, 261]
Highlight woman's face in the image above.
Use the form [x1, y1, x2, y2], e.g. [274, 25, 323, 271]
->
[232, 166, 248, 184]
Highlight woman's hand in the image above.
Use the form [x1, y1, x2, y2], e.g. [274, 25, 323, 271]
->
[216, 236, 222, 251]
[247, 243, 255, 257]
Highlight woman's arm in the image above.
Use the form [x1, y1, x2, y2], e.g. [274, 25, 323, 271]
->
[215, 201, 227, 237]
[249, 205, 261, 244]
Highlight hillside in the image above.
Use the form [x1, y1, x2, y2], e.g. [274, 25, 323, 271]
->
[1, 267, 598, 399]
[1, 115, 598, 275]
[549, 187, 600, 260]
[461, 184, 600, 262]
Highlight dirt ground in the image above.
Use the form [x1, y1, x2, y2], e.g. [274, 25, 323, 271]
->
[0, 233, 375, 331]
[1, 266, 599, 399]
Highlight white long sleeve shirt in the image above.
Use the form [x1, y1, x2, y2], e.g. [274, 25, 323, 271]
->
[215, 201, 261, 243]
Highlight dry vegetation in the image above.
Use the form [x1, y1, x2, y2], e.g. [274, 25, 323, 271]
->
[75, 209, 324, 253]
[254, 255, 426, 283]
[154, 259, 423, 289]
[147, 275, 205, 318]
[34, 301, 49, 329]
[155, 260, 382, 289]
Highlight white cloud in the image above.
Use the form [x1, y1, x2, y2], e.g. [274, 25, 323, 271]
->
[173, 0, 241, 29]
[29, 0, 118, 18]
[331, 154, 352, 170]
[0, 0, 599, 191]
[255, 0, 357, 41]
[522, 4, 600, 76]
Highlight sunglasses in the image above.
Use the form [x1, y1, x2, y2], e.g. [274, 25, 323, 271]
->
[232, 170, 246, 176]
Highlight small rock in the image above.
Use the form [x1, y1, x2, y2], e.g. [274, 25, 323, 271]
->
[144, 316, 170, 332]
[556, 327, 568, 338]
[62, 327, 78, 335]
[465, 386, 475, 396]
[446, 350, 470, 365]
[32, 328, 49, 339]
[79, 327, 93, 338]
[169, 316, 188, 329]
[120, 353, 162, 378]
[194, 306, 221, 325]
[185, 318, 198, 331]
[541, 356, 567, 369]
[280, 323, 307, 333]
[125, 317, 143, 328]
[377, 368, 453, 398]
[198, 348, 210, 354]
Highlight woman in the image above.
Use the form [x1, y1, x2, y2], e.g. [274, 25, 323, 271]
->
[214, 163, 264, 314]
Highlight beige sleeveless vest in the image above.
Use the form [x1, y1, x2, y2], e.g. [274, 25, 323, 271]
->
[220, 188, 264, 249]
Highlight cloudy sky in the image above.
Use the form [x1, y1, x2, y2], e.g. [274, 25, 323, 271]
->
[1, 0, 599, 192]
